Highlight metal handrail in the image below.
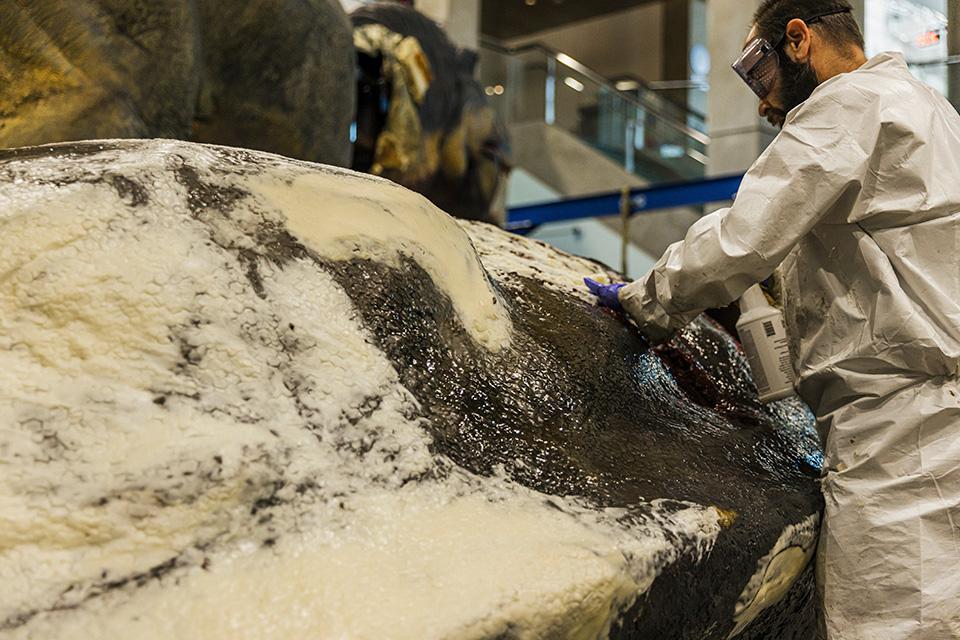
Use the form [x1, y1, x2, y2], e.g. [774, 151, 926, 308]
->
[613, 76, 708, 122]
[645, 79, 710, 92]
[480, 38, 711, 146]
[910, 55, 960, 67]
[481, 38, 700, 112]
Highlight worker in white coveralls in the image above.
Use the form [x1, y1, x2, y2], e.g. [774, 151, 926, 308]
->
[585, 0, 960, 638]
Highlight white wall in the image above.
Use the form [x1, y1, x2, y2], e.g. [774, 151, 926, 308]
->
[529, 219, 657, 280]
[506, 167, 559, 207]
[416, 0, 481, 50]
[706, 0, 776, 175]
[339, 0, 364, 13]
[508, 168, 656, 279]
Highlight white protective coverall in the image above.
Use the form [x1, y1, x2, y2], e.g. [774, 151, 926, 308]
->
[620, 52, 960, 639]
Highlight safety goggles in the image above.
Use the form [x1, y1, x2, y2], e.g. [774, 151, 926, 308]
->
[732, 7, 852, 99]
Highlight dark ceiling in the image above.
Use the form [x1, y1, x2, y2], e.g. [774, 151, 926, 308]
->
[481, 0, 660, 41]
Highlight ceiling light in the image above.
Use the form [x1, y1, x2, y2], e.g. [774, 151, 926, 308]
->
[525, 0, 536, 5]
[493, 85, 505, 95]
[555, 52, 578, 69]
[564, 77, 584, 92]
[660, 144, 685, 159]
[615, 80, 639, 91]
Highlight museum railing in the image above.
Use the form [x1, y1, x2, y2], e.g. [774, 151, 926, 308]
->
[478, 40, 710, 184]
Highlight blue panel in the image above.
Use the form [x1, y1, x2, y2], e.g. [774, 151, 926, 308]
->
[504, 193, 623, 232]
[505, 173, 745, 233]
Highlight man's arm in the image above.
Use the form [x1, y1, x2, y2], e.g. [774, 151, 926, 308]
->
[619, 90, 880, 343]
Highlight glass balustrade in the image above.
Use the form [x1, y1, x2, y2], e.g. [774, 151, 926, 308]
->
[908, 56, 960, 111]
[479, 40, 960, 191]
[479, 41, 710, 185]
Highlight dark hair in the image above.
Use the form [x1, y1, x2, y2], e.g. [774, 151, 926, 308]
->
[753, 0, 864, 51]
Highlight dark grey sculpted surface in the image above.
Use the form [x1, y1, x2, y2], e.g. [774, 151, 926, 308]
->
[0, 140, 820, 639]
[0, 0, 354, 166]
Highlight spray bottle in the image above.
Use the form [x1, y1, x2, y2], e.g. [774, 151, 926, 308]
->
[736, 285, 796, 403]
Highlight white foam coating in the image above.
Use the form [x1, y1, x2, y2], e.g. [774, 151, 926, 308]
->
[13, 483, 721, 640]
[0, 140, 721, 639]
[460, 220, 624, 305]
[728, 514, 820, 638]
[251, 172, 513, 352]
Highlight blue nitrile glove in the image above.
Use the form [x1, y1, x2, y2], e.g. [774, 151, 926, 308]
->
[584, 278, 625, 313]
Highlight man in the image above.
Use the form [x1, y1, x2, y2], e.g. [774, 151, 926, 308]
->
[586, 1, 960, 638]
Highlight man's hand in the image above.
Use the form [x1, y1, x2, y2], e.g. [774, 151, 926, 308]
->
[584, 278, 625, 313]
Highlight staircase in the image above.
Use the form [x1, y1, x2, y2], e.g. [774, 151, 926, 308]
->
[478, 40, 710, 268]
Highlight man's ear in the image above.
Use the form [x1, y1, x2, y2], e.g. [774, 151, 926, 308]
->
[784, 18, 812, 62]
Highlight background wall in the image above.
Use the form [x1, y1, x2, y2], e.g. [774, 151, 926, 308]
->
[502, 4, 666, 84]
[339, 0, 363, 13]
[416, 0, 481, 49]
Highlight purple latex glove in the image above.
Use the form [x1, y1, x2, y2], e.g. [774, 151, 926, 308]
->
[584, 278, 625, 312]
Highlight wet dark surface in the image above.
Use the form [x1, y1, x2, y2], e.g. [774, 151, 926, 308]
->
[322, 256, 823, 640]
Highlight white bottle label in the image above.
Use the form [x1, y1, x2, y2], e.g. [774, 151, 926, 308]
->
[738, 315, 795, 403]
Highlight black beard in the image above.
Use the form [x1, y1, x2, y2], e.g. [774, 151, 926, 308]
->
[779, 56, 820, 115]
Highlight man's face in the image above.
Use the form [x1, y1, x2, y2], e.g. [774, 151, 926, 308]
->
[741, 25, 820, 129]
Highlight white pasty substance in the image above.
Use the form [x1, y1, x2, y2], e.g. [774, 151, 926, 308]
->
[0, 140, 721, 639]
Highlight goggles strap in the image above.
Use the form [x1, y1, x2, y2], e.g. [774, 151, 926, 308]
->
[772, 7, 853, 49]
